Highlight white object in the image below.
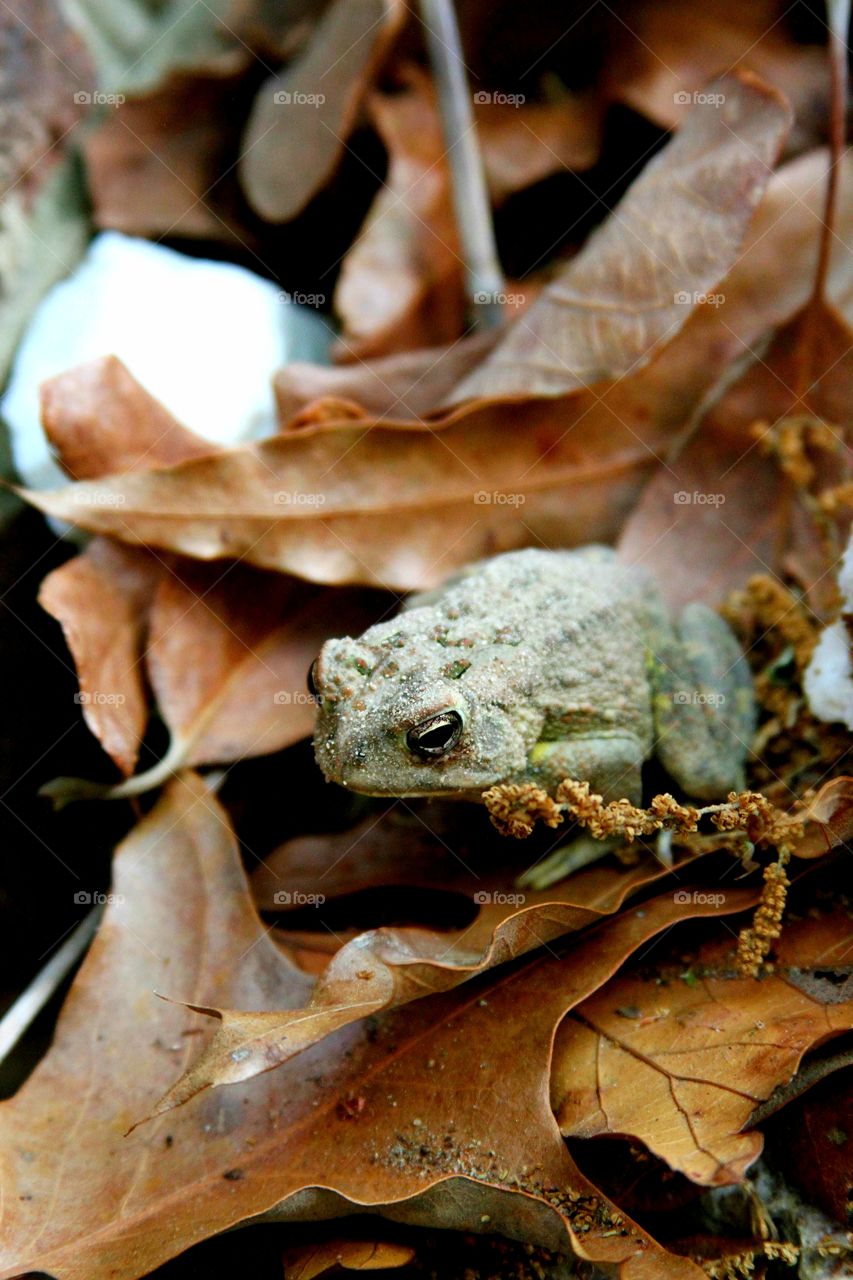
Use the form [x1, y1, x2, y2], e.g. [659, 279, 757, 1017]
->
[1, 231, 331, 493]
[804, 533, 853, 730]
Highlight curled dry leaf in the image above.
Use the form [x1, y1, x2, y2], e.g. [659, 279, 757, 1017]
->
[795, 775, 853, 857]
[450, 71, 790, 401]
[552, 905, 853, 1187]
[22, 395, 680, 588]
[240, 0, 407, 223]
[0, 772, 747, 1279]
[38, 539, 160, 776]
[155, 844, 714, 1116]
[40, 354, 215, 479]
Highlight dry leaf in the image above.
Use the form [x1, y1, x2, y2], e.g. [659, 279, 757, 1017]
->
[17, 399, 687, 588]
[618, 297, 853, 613]
[40, 355, 214, 479]
[477, 90, 602, 204]
[451, 71, 790, 400]
[0, 772, 733, 1280]
[83, 63, 252, 242]
[282, 1238, 415, 1278]
[552, 905, 853, 1186]
[766, 1058, 853, 1226]
[795, 776, 853, 857]
[155, 841, 718, 1115]
[240, 0, 407, 223]
[38, 539, 160, 776]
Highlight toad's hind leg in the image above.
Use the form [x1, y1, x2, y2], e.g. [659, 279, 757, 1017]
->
[650, 603, 756, 801]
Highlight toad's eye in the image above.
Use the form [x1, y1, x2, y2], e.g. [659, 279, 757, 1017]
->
[406, 710, 463, 758]
[307, 659, 321, 701]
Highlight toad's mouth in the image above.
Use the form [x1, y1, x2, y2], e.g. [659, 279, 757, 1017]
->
[327, 778, 485, 801]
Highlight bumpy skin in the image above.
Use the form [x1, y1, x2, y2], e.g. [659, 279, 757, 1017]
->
[312, 547, 755, 804]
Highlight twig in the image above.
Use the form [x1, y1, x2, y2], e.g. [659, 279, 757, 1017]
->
[811, 0, 850, 305]
[419, 0, 505, 326]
